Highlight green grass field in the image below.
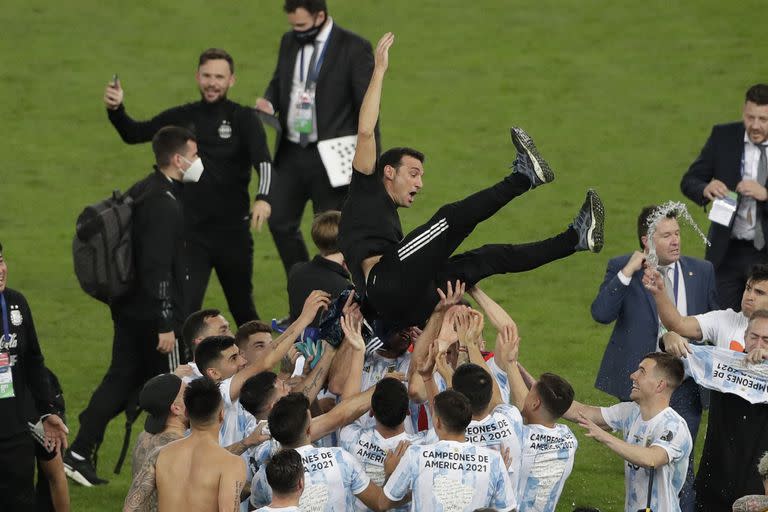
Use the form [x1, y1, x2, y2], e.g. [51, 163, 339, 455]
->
[3, 0, 764, 510]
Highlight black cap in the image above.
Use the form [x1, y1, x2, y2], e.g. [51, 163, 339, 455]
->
[140, 374, 182, 434]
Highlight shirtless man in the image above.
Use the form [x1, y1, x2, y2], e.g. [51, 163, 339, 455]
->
[338, 32, 605, 332]
[124, 377, 246, 512]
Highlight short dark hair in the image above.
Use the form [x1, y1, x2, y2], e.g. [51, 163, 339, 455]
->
[198, 48, 234, 74]
[375, 147, 425, 177]
[152, 126, 196, 168]
[434, 390, 472, 434]
[266, 449, 304, 494]
[283, 0, 327, 15]
[642, 352, 684, 390]
[311, 210, 342, 255]
[745, 84, 768, 106]
[194, 336, 236, 375]
[184, 377, 222, 426]
[747, 309, 768, 334]
[637, 205, 677, 249]
[269, 393, 310, 446]
[240, 372, 278, 416]
[371, 377, 409, 428]
[452, 364, 493, 415]
[182, 309, 221, 357]
[235, 320, 272, 349]
[535, 373, 575, 419]
[748, 264, 768, 285]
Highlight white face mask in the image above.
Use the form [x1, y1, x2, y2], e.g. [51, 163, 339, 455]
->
[180, 156, 204, 183]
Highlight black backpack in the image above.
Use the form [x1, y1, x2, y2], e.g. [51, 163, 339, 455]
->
[72, 190, 136, 303]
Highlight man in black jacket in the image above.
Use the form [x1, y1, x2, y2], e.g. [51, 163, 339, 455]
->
[65, 126, 193, 486]
[0, 242, 68, 511]
[104, 48, 272, 326]
[681, 84, 768, 310]
[256, 0, 375, 275]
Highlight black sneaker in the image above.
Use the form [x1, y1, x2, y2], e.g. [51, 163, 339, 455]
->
[510, 127, 555, 187]
[63, 449, 108, 487]
[572, 189, 605, 253]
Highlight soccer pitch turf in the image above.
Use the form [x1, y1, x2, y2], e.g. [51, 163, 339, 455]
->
[3, 1, 764, 509]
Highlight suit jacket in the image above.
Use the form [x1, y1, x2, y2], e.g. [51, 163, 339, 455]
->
[263, 22, 376, 163]
[681, 121, 768, 268]
[592, 254, 719, 400]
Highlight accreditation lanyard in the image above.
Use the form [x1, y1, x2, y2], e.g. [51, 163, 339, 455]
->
[299, 39, 329, 88]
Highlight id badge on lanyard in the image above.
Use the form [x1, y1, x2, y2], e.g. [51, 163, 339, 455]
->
[0, 293, 15, 398]
[294, 90, 315, 134]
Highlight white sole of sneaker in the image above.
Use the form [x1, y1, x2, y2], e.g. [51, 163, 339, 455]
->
[64, 465, 94, 487]
[587, 200, 597, 252]
[523, 146, 547, 183]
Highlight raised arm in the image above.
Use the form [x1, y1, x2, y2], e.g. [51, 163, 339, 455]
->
[309, 387, 376, 441]
[579, 416, 671, 469]
[643, 267, 703, 340]
[457, 309, 503, 409]
[468, 285, 515, 331]
[494, 324, 528, 410]
[352, 32, 394, 175]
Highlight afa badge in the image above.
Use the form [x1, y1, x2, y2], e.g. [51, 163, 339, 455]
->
[10, 308, 22, 326]
[218, 120, 232, 139]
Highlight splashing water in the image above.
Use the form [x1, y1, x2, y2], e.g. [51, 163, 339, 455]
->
[645, 201, 710, 269]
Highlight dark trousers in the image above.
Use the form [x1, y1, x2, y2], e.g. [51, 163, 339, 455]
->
[186, 225, 259, 328]
[71, 314, 173, 459]
[268, 141, 348, 276]
[669, 377, 703, 512]
[0, 432, 37, 512]
[367, 173, 577, 328]
[715, 239, 768, 311]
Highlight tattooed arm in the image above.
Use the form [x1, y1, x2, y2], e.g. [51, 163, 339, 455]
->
[225, 422, 269, 456]
[219, 456, 247, 512]
[732, 495, 768, 512]
[297, 342, 337, 403]
[123, 447, 161, 512]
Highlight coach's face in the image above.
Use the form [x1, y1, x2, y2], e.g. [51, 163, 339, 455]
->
[385, 156, 423, 208]
[643, 218, 680, 266]
[745, 317, 768, 354]
[741, 279, 768, 317]
[0, 251, 6, 293]
[196, 59, 235, 103]
[743, 101, 768, 144]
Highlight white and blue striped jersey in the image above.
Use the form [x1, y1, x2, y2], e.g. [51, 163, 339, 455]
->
[485, 356, 511, 405]
[250, 444, 371, 511]
[340, 424, 437, 511]
[254, 506, 299, 512]
[383, 439, 517, 512]
[464, 403, 524, 491]
[517, 423, 577, 512]
[601, 403, 692, 512]
[218, 377, 255, 448]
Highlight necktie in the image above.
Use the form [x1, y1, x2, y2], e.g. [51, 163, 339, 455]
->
[754, 144, 767, 250]
[299, 41, 321, 148]
[662, 265, 676, 306]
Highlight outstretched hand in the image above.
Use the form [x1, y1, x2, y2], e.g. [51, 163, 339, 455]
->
[436, 280, 466, 313]
[495, 323, 520, 365]
[642, 267, 665, 296]
[374, 32, 395, 73]
[340, 313, 365, 352]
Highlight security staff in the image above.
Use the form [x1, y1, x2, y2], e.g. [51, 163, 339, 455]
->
[104, 48, 272, 327]
[0, 242, 68, 512]
[256, 0, 376, 275]
[65, 126, 193, 486]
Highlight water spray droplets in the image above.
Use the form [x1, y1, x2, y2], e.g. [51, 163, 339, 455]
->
[645, 201, 710, 269]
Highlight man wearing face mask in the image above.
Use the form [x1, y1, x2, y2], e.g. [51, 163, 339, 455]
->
[103, 48, 272, 329]
[255, 0, 376, 276]
[65, 127, 194, 487]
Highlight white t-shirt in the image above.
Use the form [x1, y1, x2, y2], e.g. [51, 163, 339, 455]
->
[694, 309, 748, 351]
[465, 403, 524, 491]
[250, 444, 370, 511]
[517, 423, 577, 512]
[339, 424, 437, 511]
[600, 403, 692, 512]
[218, 377, 256, 448]
[383, 439, 516, 512]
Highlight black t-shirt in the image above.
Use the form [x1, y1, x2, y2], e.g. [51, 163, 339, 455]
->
[338, 169, 402, 296]
[287, 256, 350, 326]
[695, 390, 768, 509]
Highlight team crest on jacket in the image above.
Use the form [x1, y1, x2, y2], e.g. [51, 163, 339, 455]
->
[218, 120, 232, 139]
[10, 307, 22, 326]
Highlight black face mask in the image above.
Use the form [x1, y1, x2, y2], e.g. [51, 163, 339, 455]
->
[293, 15, 324, 45]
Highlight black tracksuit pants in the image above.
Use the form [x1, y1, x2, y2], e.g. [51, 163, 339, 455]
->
[185, 225, 259, 327]
[70, 314, 176, 459]
[366, 172, 577, 328]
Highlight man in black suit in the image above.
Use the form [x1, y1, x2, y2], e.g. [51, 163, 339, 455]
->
[256, 0, 375, 276]
[681, 84, 768, 311]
